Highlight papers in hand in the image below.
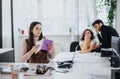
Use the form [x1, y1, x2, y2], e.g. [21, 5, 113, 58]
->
[35, 39, 44, 53]
[35, 39, 53, 54]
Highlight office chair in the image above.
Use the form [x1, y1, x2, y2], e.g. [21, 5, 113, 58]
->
[70, 41, 81, 52]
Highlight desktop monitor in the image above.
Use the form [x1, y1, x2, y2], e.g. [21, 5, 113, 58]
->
[111, 36, 120, 58]
[111, 36, 120, 67]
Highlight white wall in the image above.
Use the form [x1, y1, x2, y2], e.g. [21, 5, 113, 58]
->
[12, 0, 79, 36]
[2, 0, 12, 48]
[116, 0, 120, 35]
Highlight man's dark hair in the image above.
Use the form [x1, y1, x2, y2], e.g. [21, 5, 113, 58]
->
[92, 19, 104, 26]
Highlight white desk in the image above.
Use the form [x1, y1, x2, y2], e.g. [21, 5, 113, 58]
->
[0, 52, 111, 79]
[53, 52, 111, 79]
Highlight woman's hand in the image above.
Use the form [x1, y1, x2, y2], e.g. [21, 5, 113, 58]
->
[48, 43, 55, 58]
[93, 44, 99, 49]
[48, 44, 55, 53]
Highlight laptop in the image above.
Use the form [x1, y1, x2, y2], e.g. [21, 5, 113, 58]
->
[57, 45, 79, 68]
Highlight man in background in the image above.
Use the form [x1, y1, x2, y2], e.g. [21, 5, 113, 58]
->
[92, 19, 119, 48]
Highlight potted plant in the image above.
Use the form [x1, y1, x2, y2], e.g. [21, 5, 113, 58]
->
[96, 0, 117, 27]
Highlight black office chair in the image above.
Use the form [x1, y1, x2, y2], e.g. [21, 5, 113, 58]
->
[70, 41, 101, 52]
[70, 41, 81, 52]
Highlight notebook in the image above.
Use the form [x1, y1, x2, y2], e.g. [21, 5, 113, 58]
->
[35, 39, 53, 53]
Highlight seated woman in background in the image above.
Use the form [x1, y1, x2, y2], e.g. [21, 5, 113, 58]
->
[21, 21, 55, 63]
[79, 29, 99, 53]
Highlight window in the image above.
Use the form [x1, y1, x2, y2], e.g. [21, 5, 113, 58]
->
[14, 0, 97, 36]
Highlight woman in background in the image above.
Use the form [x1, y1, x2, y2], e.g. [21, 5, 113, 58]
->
[21, 21, 55, 63]
[79, 29, 99, 53]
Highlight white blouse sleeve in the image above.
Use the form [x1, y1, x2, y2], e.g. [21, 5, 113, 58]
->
[79, 40, 84, 46]
[90, 40, 96, 45]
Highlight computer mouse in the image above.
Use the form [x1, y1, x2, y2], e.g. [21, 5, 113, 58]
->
[47, 67, 55, 70]
[58, 63, 72, 69]
[20, 67, 29, 72]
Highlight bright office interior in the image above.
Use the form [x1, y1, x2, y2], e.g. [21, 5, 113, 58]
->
[1, 0, 120, 62]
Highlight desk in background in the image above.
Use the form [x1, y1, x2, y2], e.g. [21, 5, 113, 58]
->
[0, 48, 14, 62]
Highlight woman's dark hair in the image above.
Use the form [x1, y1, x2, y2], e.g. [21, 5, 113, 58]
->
[27, 21, 43, 50]
[81, 29, 94, 41]
[92, 19, 104, 26]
